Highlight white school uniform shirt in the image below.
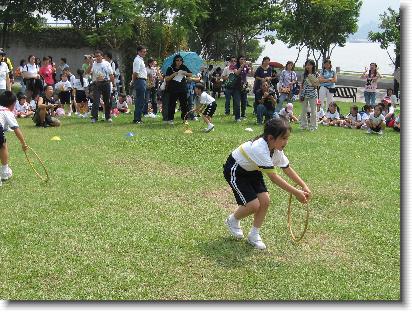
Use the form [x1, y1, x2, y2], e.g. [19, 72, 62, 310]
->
[22, 63, 39, 78]
[72, 78, 89, 91]
[368, 113, 385, 127]
[346, 112, 361, 123]
[15, 102, 27, 113]
[199, 92, 215, 106]
[279, 107, 293, 119]
[0, 106, 19, 131]
[133, 55, 147, 79]
[55, 80, 72, 91]
[91, 60, 113, 82]
[0, 62, 10, 90]
[317, 107, 325, 120]
[325, 110, 340, 120]
[117, 100, 128, 110]
[232, 138, 289, 173]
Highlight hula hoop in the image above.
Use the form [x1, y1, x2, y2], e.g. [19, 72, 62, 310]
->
[24, 146, 49, 182]
[183, 104, 207, 133]
[287, 191, 310, 242]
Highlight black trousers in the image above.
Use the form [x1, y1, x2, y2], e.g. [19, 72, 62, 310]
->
[92, 81, 111, 120]
[168, 91, 188, 121]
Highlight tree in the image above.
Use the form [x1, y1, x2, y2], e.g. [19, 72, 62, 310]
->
[276, 0, 361, 68]
[368, 7, 400, 95]
[0, 0, 47, 47]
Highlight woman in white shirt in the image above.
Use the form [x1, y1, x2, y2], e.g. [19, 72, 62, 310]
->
[22, 55, 43, 101]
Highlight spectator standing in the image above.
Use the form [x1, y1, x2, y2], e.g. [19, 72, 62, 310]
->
[222, 56, 242, 121]
[361, 63, 381, 107]
[39, 56, 55, 87]
[238, 56, 253, 120]
[144, 58, 161, 118]
[0, 51, 11, 94]
[22, 55, 42, 101]
[299, 59, 319, 131]
[132, 45, 148, 124]
[276, 61, 298, 114]
[253, 57, 272, 114]
[164, 54, 192, 124]
[86, 50, 115, 123]
[318, 59, 337, 112]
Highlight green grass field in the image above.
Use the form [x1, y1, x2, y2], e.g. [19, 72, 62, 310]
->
[0, 99, 400, 300]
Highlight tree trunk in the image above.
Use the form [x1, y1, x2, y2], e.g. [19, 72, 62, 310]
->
[394, 52, 400, 98]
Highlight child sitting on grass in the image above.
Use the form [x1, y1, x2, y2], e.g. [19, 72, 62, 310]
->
[316, 100, 325, 123]
[116, 93, 130, 114]
[0, 91, 28, 186]
[223, 118, 311, 250]
[279, 103, 298, 123]
[393, 113, 400, 132]
[359, 104, 372, 129]
[341, 105, 362, 129]
[365, 105, 385, 135]
[15, 94, 33, 118]
[194, 83, 217, 133]
[322, 102, 340, 126]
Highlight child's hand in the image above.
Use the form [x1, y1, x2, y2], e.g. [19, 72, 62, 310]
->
[302, 186, 312, 200]
[22, 144, 28, 152]
[295, 190, 308, 204]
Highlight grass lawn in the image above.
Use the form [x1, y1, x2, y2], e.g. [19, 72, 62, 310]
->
[0, 98, 400, 300]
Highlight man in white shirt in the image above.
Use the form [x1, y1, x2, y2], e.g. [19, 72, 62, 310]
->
[86, 50, 115, 123]
[132, 45, 148, 124]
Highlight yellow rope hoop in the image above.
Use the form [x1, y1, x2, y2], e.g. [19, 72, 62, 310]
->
[183, 104, 207, 133]
[24, 146, 49, 182]
[287, 190, 310, 242]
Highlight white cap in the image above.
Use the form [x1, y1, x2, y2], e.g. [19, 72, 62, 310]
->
[286, 103, 293, 111]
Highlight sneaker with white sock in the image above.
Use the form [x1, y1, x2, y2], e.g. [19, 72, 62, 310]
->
[1, 167, 12, 181]
[247, 232, 266, 250]
[224, 217, 244, 239]
[205, 123, 214, 133]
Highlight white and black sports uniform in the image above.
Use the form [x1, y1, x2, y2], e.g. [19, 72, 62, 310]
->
[197, 91, 217, 117]
[223, 137, 289, 206]
[73, 78, 89, 103]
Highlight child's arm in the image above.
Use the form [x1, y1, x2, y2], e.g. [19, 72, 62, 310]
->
[13, 128, 28, 151]
[266, 172, 309, 203]
[281, 166, 312, 200]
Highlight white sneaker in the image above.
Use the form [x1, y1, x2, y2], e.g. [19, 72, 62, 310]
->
[367, 128, 372, 134]
[67, 112, 72, 117]
[144, 114, 150, 118]
[205, 123, 214, 133]
[378, 130, 383, 135]
[1, 167, 12, 181]
[193, 116, 199, 121]
[247, 233, 266, 250]
[224, 217, 244, 239]
[168, 120, 174, 125]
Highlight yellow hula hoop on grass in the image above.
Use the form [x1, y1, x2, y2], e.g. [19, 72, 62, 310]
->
[183, 103, 207, 133]
[24, 146, 49, 182]
[287, 189, 310, 242]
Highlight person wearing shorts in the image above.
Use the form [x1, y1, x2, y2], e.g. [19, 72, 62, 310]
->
[194, 83, 217, 133]
[33, 85, 61, 127]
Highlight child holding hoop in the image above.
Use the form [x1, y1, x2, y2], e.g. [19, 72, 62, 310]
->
[0, 91, 28, 185]
[223, 118, 311, 250]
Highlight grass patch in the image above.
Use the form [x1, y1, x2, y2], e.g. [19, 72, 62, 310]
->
[0, 99, 400, 300]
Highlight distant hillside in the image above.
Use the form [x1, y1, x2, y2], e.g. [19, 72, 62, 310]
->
[348, 20, 381, 42]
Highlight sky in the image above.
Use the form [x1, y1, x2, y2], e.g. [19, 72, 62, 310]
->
[359, 0, 400, 25]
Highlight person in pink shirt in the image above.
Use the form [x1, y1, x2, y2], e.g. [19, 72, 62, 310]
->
[39, 56, 55, 86]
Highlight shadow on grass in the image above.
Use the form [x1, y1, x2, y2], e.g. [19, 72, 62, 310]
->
[197, 236, 271, 268]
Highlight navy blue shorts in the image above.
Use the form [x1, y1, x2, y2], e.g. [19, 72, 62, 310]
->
[223, 154, 267, 206]
[203, 102, 217, 117]
[0, 123, 5, 146]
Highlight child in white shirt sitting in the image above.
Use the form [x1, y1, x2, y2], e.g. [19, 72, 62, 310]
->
[365, 105, 385, 135]
[341, 105, 362, 129]
[322, 102, 340, 126]
[279, 103, 298, 123]
[116, 94, 130, 114]
[15, 94, 33, 118]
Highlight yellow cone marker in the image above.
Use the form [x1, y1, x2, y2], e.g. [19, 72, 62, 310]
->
[51, 136, 61, 141]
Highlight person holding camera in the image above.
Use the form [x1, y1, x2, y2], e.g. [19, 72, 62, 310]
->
[85, 50, 115, 123]
[255, 81, 276, 125]
[32, 85, 61, 127]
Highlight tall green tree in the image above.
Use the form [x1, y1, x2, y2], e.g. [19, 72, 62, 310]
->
[0, 0, 47, 47]
[276, 0, 361, 68]
[368, 7, 400, 94]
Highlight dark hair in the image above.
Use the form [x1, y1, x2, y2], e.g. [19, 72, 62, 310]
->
[322, 59, 332, 75]
[387, 88, 393, 96]
[48, 56, 53, 63]
[147, 58, 155, 66]
[0, 91, 17, 108]
[215, 67, 221, 72]
[104, 52, 113, 59]
[368, 63, 378, 77]
[285, 61, 294, 70]
[351, 105, 359, 114]
[77, 69, 85, 87]
[236, 55, 245, 68]
[262, 56, 270, 64]
[28, 55, 35, 62]
[42, 56, 50, 62]
[194, 83, 205, 92]
[61, 57, 67, 63]
[18, 93, 27, 100]
[362, 104, 372, 112]
[94, 50, 103, 56]
[375, 105, 383, 114]
[20, 59, 26, 66]
[208, 65, 213, 70]
[137, 45, 146, 53]
[303, 59, 316, 79]
[44, 84, 54, 92]
[327, 101, 338, 113]
[172, 54, 184, 68]
[254, 117, 291, 142]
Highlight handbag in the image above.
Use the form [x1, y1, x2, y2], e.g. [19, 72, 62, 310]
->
[327, 87, 337, 94]
[280, 86, 290, 94]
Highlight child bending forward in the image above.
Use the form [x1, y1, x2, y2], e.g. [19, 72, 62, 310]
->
[223, 118, 311, 250]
